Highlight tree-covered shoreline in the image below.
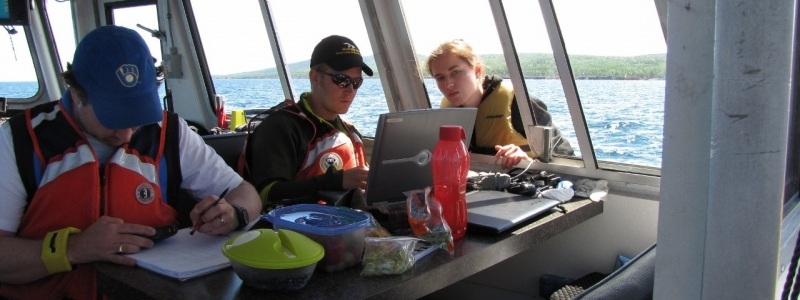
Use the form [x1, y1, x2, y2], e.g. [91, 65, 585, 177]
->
[216, 53, 666, 80]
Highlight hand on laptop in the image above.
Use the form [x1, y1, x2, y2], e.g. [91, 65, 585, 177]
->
[343, 166, 370, 190]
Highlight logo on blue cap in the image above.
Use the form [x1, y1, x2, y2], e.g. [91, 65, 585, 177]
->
[116, 64, 140, 88]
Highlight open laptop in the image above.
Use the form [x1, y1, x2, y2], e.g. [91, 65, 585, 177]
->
[364, 108, 477, 206]
[362, 107, 560, 234]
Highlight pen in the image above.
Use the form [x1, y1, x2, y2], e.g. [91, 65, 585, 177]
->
[190, 187, 230, 235]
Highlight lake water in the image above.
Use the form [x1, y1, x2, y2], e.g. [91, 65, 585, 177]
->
[1, 78, 665, 167]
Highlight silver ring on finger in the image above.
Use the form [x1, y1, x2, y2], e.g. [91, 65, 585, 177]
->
[118, 243, 124, 254]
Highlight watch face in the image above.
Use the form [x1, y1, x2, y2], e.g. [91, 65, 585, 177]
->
[235, 205, 249, 230]
[240, 206, 249, 223]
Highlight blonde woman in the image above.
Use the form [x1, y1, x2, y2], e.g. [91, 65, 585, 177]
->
[426, 39, 573, 169]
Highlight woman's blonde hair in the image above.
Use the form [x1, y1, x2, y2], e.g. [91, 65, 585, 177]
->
[425, 39, 484, 76]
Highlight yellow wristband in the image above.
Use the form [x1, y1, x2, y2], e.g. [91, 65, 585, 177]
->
[41, 227, 81, 274]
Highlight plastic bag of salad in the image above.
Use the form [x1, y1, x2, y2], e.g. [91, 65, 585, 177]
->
[360, 236, 420, 276]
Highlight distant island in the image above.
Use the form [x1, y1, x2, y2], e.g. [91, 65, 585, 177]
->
[214, 53, 666, 80]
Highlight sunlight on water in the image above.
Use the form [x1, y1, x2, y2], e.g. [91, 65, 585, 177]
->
[0, 78, 664, 168]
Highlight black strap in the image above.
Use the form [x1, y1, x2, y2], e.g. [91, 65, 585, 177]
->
[10, 102, 85, 206]
[164, 112, 182, 201]
[162, 113, 192, 228]
[9, 114, 36, 204]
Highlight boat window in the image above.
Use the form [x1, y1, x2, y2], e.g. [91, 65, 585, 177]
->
[107, 3, 166, 99]
[110, 5, 162, 61]
[502, 0, 580, 161]
[403, 0, 665, 173]
[267, 0, 385, 137]
[552, 0, 666, 169]
[404, 0, 584, 159]
[43, 1, 166, 100]
[190, 0, 277, 112]
[0, 24, 38, 99]
[46, 0, 75, 74]
[404, 0, 504, 108]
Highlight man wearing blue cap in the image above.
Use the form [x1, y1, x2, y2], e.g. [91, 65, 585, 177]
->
[246, 35, 373, 208]
[0, 25, 261, 299]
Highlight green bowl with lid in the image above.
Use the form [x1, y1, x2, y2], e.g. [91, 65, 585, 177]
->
[222, 228, 324, 291]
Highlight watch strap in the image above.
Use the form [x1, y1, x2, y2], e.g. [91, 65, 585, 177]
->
[232, 204, 249, 230]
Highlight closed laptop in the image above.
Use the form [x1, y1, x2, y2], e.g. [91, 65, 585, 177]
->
[466, 189, 561, 233]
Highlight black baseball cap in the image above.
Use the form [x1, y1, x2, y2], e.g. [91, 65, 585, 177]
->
[310, 35, 373, 76]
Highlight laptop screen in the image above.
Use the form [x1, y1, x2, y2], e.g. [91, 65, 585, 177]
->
[364, 108, 477, 206]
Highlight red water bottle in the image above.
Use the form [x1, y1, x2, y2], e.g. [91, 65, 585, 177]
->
[432, 125, 469, 240]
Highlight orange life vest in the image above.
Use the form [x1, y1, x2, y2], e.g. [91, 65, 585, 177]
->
[1, 100, 183, 300]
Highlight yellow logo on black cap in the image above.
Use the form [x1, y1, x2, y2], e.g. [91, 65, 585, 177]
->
[338, 43, 361, 56]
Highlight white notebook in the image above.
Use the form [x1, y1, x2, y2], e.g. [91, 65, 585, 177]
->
[126, 227, 231, 281]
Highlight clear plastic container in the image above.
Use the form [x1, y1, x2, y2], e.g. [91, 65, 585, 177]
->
[264, 204, 371, 272]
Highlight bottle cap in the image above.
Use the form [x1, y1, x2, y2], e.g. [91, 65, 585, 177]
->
[439, 125, 465, 141]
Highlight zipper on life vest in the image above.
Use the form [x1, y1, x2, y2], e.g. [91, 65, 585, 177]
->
[99, 164, 106, 215]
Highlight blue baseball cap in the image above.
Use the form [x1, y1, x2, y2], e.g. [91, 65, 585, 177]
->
[71, 25, 162, 130]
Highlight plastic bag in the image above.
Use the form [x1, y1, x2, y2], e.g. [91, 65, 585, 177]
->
[363, 210, 392, 238]
[360, 236, 420, 276]
[406, 187, 454, 254]
[573, 178, 609, 201]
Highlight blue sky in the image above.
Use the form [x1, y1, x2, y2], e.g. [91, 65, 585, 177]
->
[0, 0, 665, 82]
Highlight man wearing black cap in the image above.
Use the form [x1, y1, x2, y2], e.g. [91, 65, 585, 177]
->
[0, 25, 261, 299]
[247, 35, 373, 207]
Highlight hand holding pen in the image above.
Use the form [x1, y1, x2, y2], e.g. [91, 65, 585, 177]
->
[190, 187, 229, 235]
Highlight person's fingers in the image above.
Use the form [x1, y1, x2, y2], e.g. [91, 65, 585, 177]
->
[504, 157, 515, 169]
[97, 215, 124, 225]
[107, 243, 138, 266]
[195, 204, 235, 235]
[343, 167, 369, 190]
[116, 223, 156, 237]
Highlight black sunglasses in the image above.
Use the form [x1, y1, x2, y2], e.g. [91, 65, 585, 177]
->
[318, 70, 364, 89]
